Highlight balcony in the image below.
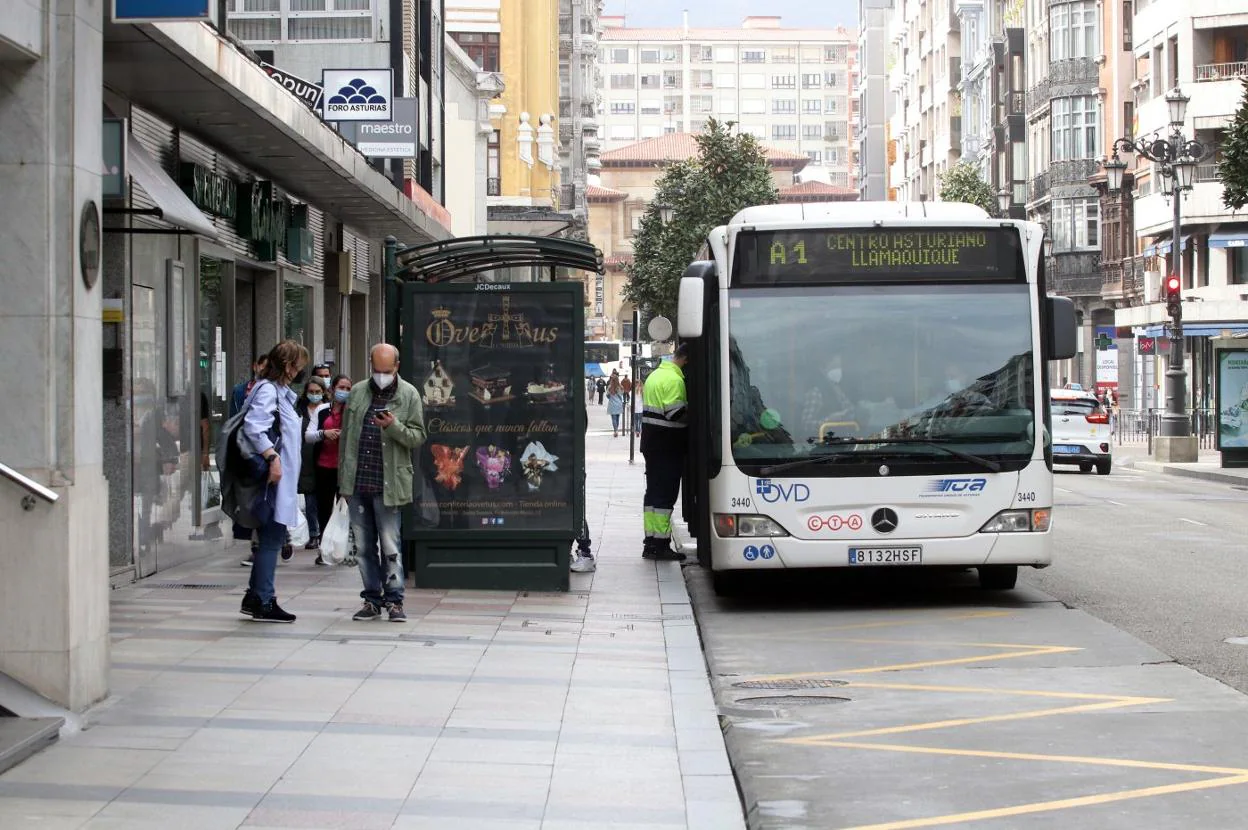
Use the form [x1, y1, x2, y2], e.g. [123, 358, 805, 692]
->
[1049, 57, 1099, 89]
[1134, 179, 1227, 236]
[1026, 80, 1050, 115]
[1006, 91, 1025, 116]
[1029, 170, 1049, 203]
[1049, 159, 1100, 186]
[1049, 252, 1103, 297]
[1196, 61, 1248, 82]
[1101, 255, 1147, 302]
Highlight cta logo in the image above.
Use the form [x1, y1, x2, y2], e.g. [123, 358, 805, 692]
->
[755, 478, 811, 503]
[924, 478, 988, 496]
[806, 514, 864, 532]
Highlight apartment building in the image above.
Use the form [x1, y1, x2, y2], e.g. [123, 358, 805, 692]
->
[558, 0, 605, 227]
[859, 0, 894, 200]
[598, 15, 860, 190]
[885, 0, 963, 202]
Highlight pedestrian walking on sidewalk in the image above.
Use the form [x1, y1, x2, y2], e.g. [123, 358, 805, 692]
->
[633, 380, 644, 436]
[571, 413, 595, 573]
[305, 373, 351, 566]
[606, 377, 624, 437]
[339, 344, 426, 623]
[239, 340, 309, 623]
[640, 344, 690, 561]
[296, 376, 330, 552]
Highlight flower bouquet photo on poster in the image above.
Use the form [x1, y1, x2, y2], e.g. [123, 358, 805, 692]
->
[410, 288, 578, 534]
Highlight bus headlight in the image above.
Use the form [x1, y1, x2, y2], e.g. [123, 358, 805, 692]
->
[713, 514, 789, 538]
[979, 508, 1051, 533]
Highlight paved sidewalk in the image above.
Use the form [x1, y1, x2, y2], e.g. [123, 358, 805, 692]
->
[1115, 444, 1248, 485]
[0, 406, 743, 830]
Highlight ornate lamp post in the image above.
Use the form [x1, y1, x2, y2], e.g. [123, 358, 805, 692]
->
[997, 188, 1011, 218]
[1100, 87, 1212, 441]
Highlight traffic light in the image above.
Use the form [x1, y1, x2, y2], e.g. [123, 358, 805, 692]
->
[1164, 274, 1182, 318]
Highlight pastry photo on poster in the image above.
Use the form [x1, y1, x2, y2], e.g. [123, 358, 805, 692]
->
[412, 289, 576, 533]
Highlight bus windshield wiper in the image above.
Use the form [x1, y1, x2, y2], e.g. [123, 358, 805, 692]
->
[758, 437, 1001, 476]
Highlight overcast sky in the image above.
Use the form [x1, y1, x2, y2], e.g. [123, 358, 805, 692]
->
[602, 0, 858, 29]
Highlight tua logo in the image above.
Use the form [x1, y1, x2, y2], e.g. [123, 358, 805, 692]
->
[926, 478, 988, 494]
[755, 479, 811, 503]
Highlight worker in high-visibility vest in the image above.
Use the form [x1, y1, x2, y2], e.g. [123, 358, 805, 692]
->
[640, 343, 690, 561]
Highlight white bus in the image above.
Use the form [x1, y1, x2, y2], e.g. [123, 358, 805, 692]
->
[675, 202, 1077, 594]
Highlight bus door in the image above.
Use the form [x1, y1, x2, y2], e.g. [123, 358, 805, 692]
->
[681, 263, 720, 567]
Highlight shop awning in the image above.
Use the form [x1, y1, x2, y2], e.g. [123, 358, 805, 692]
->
[1141, 323, 1248, 338]
[1143, 236, 1191, 256]
[1209, 228, 1248, 248]
[126, 140, 218, 238]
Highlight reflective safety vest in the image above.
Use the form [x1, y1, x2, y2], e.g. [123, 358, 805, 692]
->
[640, 359, 688, 454]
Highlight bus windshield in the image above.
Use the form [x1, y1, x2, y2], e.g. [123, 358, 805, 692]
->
[727, 283, 1036, 471]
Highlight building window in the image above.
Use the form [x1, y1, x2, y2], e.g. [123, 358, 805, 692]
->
[609, 125, 636, 141]
[1167, 35, 1179, 89]
[640, 48, 660, 63]
[611, 48, 631, 63]
[740, 73, 766, 89]
[640, 74, 661, 89]
[1122, 1, 1133, 50]
[803, 123, 823, 138]
[487, 130, 500, 186]
[641, 125, 663, 138]
[772, 124, 797, 140]
[640, 99, 662, 115]
[714, 46, 735, 62]
[825, 44, 848, 63]
[663, 96, 683, 115]
[1231, 248, 1248, 285]
[693, 70, 713, 88]
[691, 95, 714, 114]
[1049, 1, 1098, 61]
[743, 49, 766, 63]
[772, 74, 796, 89]
[450, 31, 499, 71]
[1050, 95, 1099, 161]
[692, 45, 713, 62]
[802, 73, 822, 88]
[772, 98, 797, 114]
[742, 124, 766, 139]
[662, 46, 681, 62]
[716, 73, 737, 88]
[771, 48, 796, 63]
[663, 71, 682, 88]
[610, 101, 636, 115]
[741, 98, 766, 114]
[610, 74, 635, 89]
[825, 72, 841, 87]
[803, 99, 822, 113]
[1051, 196, 1100, 250]
[825, 97, 839, 113]
[806, 150, 822, 163]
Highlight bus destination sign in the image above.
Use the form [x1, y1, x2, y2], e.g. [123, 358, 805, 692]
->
[733, 227, 1023, 285]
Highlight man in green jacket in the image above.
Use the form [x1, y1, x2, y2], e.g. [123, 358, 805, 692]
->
[339, 343, 426, 622]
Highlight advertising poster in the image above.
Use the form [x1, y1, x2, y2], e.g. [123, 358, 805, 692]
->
[408, 288, 577, 533]
[1095, 325, 1118, 393]
[1217, 349, 1248, 449]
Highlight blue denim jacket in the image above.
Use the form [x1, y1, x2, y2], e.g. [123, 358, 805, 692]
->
[242, 380, 303, 528]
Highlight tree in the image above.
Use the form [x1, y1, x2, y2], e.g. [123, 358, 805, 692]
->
[625, 120, 779, 320]
[938, 161, 997, 215]
[1220, 78, 1248, 211]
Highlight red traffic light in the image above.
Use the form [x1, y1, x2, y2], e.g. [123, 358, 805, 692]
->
[1165, 275, 1181, 295]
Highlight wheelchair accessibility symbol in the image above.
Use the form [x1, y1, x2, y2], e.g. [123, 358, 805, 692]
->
[743, 545, 760, 561]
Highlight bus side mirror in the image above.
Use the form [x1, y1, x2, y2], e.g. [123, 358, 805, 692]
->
[1046, 296, 1077, 360]
[678, 261, 715, 339]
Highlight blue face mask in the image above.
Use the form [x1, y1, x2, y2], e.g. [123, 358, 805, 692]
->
[334, 389, 350, 403]
[307, 393, 324, 404]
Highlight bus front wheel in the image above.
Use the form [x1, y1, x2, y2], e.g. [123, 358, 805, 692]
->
[711, 570, 748, 597]
[978, 565, 1018, 590]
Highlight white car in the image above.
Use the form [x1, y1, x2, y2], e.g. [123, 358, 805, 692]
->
[1050, 389, 1112, 474]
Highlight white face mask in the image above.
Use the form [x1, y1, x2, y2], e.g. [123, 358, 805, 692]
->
[826, 368, 843, 384]
[372, 372, 395, 390]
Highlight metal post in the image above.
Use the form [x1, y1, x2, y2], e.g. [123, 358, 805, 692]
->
[384, 236, 400, 346]
[1160, 167, 1190, 437]
[629, 307, 639, 465]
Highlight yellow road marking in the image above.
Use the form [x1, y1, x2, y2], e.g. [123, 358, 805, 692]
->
[732, 610, 1012, 641]
[842, 681, 1165, 702]
[839, 775, 1248, 830]
[746, 645, 1080, 682]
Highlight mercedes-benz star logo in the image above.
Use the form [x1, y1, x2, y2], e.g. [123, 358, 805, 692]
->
[871, 508, 899, 534]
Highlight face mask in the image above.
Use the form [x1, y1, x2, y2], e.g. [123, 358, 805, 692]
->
[334, 390, 350, 403]
[307, 393, 324, 404]
[826, 368, 842, 384]
[373, 372, 394, 390]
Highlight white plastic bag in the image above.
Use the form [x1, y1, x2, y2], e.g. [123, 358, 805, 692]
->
[321, 498, 352, 565]
[289, 510, 310, 547]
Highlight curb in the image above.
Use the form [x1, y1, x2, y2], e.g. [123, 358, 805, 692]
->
[1119, 456, 1248, 487]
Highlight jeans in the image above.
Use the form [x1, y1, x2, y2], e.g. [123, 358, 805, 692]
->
[349, 494, 404, 606]
[303, 493, 321, 539]
[610, 413, 621, 431]
[249, 518, 287, 604]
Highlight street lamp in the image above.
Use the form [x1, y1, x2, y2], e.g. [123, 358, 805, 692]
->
[655, 202, 675, 224]
[1042, 231, 1054, 259]
[997, 188, 1011, 216]
[1100, 86, 1213, 442]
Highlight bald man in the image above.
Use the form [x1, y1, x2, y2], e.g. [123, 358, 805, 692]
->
[339, 343, 426, 622]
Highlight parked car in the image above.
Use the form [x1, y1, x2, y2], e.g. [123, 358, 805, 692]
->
[1050, 389, 1112, 474]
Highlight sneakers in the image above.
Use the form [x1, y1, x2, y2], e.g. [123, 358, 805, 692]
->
[388, 604, 407, 623]
[240, 590, 261, 618]
[251, 601, 296, 623]
[353, 602, 383, 621]
[571, 551, 597, 573]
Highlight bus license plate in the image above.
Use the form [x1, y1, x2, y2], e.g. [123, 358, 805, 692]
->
[849, 547, 922, 565]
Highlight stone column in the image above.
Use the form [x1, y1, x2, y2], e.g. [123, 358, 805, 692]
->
[0, 0, 109, 711]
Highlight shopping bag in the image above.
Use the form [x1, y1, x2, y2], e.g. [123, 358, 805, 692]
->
[289, 511, 310, 547]
[321, 498, 352, 565]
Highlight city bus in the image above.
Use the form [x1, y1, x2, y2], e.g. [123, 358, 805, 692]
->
[675, 202, 1077, 594]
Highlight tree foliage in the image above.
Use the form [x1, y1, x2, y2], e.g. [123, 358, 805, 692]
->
[1219, 78, 1248, 211]
[625, 120, 779, 320]
[938, 161, 997, 215]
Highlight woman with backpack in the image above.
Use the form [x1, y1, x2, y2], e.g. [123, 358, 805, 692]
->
[239, 340, 309, 623]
